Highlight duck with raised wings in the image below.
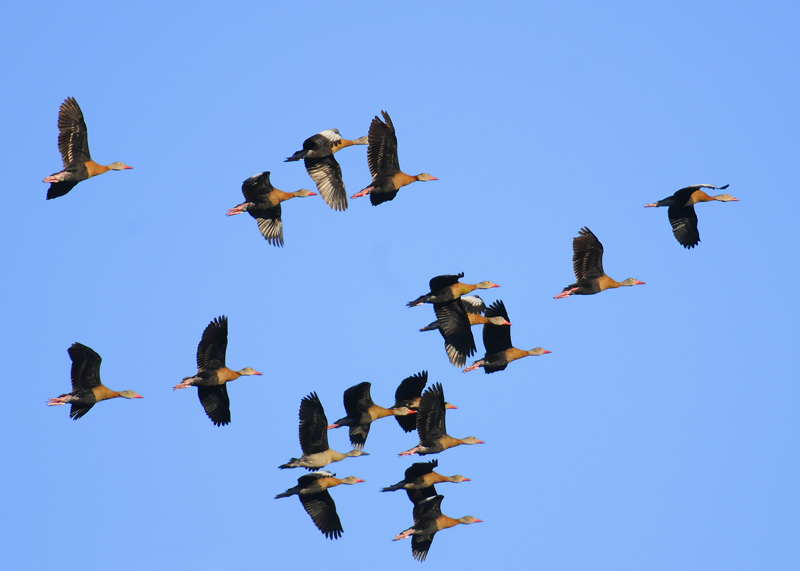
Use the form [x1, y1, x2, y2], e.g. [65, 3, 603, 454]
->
[645, 184, 738, 249]
[350, 111, 437, 205]
[381, 460, 470, 505]
[275, 470, 365, 539]
[47, 343, 143, 419]
[327, 382, 416, 448]
[44, 97, 132, 200]
[393, 495, 482, 562]
[408, 273, 500, 307]
[285, 129, 367, 211]
[555, 227, 644, 299]
[399, 383, 483, 456]
[419, 295, 486, 331]
[463, 300, 551, 374]
[426, 296, 511, 367]
[280, 392, 369, 470]
[227, 171, 317, 247]
[173, 316, 262, 426]
[392, 371, 457, 433]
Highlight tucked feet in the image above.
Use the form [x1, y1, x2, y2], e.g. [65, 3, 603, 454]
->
[399, 446, 420, 457]
[173, 377, 197, 390]
[463, 360, 484, 373]
[554, 288, 578, 300]
[350, 186, 373, 199]
[393, 529, 415, 541]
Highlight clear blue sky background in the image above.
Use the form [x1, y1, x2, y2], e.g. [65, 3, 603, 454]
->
[2, 2, 798, 569]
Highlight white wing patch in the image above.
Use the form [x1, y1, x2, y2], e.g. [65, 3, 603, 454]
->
[256, 216, 284, 247]
[306, 157, 347, 212]
[318, 129, 342, 142]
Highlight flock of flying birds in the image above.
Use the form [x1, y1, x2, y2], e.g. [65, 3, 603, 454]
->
[42, 97, 740, 562]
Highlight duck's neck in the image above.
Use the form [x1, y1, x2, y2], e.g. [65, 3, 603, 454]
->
[468, 314, 490, 326]
[85, 161, 111, 178]
[597, 274, 620, 290]
[438, 515, 462, 530]
[691, 190, 715, 203]
[93, 385, 120, 401]
[439, 435, 463, 450]
[337, 136, 368, 150]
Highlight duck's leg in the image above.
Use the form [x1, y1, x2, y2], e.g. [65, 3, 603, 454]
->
[43, 171, 68, 183]
[554, 287, 578, 300]
[173, 376, 198, 390]
[462, 360, 485, 373]
[226, 202, 251, 216]
[393, 528, 415, 541]
[398, 445, 421, 457]
[350, 185, 373, 199]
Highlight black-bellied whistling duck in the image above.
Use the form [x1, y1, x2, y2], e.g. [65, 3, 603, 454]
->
[392, 371, 457, 433]
[350, 111, 438, 205]
[393, 495, 482, 562]
[173, 316, 262, 426]
[275, 470, 365, 539]
[400, 383, 483, 456]
[645, 184, 738, 249]
[428, 297, 511, 367]
[555, 227, 645, 299]
[226, 171, 317, 247]
[280, 392, 370, 470]
[419, 295, 486, 331]
[47, 343, 143, 419]
[381, 460, 470, 505]
[407, 273, 500, 307]
[463, 300, 551, 374]
[43, 97, 132, 200]
[327, 382, 416, 448]
[285, 129, 368, 212]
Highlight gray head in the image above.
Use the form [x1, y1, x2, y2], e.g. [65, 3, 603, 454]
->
[238, 367, 263, 376]
[294, 189, 318, 198]
[345, 449, 370, 458]
[339, 476, 366, 485]
[713, 193, 740, 202]
[449, 475, 471, 483]
[461, 436, 485, 445]
[416, 173, 439, 182]
[391, 406, 416, 417]
[619, 278, 645, 287]
[487, 316, 512, 326]
[108, 162, 132, 171]
[458, 516, 483, 524]
[526, 347, 552, 356]
[119, 390, 144, 399]
[474, 281, 500, 290]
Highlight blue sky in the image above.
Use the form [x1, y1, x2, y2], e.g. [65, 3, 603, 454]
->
[2, 1, 799, 569]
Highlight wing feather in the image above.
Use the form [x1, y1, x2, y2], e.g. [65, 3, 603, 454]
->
[197, 385, 231, 426]
[367, 110, 399, 177]
[299, 393, 329, 455]
[572, 227, 605, 280]
[57, 97, 90, 166]
[196, 316, 228, 370]
[299, 490, 343, 539]
[305, 155, 347, 211]
[483, 300, 512, 355]
[68, 342, 102, 391]
[418, 383, 447, 444]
